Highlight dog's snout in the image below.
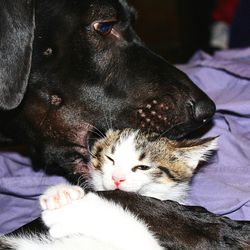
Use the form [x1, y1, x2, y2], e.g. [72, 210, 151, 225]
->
[136, 99, 174, 133]
[133, 94, 216, 138]
[189, 99, 216, 123]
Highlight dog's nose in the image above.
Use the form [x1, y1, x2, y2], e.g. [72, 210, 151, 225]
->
[190, 99, 216, 123]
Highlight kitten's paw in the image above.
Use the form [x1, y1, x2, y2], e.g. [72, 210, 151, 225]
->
[40, 183, 85, 210]
[41, 191, 92, 238]
[42, 208, 76, 238]
[41, 192, 102, 238]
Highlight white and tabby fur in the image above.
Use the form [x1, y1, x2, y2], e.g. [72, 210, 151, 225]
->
[2, 184, 162, 250]
[91, 129, 217, 202]
[1, 129, 217, 249]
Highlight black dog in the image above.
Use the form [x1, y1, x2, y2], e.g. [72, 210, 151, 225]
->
[0, 0, 215, 175]
[5, 0, 248, 248]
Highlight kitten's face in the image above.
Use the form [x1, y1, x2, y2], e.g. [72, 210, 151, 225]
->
[90, 129, 217, 195]
[91, 130, 155, 192]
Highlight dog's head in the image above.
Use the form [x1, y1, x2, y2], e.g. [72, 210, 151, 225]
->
[0, 0, 215, 175]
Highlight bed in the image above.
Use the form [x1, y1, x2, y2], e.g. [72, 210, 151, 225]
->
[1, 47, 250, 234]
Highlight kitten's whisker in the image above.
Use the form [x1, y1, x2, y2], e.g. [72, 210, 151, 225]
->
[88, 131, 102, 139]
[82, 123, 104, 138]
[87, 135, 109, 150]
[88, 137, 103, 141]
[88, 126, 105, 139]
[87, 181, 95, 190]
[76, 121, 105, 139]
[87, 149, 96, 158]
[78, 176, 91, 189]
[76, 175, 91, 189]
[76, 175, 83, 186]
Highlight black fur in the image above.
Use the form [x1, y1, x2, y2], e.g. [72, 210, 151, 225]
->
[0, 0, 34, 110]
[100, 191, 250, 249]
[0, 1, 233, 248]
[0, 0, 215, 176]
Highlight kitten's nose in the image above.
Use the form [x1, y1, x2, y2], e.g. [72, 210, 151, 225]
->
[112, 172, 126, 187]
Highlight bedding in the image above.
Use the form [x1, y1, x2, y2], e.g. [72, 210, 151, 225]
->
[180, 48, 250, 220]
[1, 47, 250, 235]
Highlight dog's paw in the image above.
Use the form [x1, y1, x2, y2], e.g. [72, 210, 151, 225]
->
[40, 183, 85, 210]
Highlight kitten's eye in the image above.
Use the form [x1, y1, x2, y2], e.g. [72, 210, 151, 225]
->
[132, 165, 151, 172]
[93, 21, 116, 36]
[105, 155, 115, 164]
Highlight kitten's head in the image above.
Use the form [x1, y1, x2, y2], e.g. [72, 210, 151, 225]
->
[90, 129, 217, 193]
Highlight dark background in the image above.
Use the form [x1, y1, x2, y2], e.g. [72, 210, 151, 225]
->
[129, 0, 216, 64]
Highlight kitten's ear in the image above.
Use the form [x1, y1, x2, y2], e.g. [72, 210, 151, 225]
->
[175, 137, 218, 170]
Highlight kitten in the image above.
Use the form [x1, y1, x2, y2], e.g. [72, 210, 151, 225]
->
[0, 129, 217, 250]
[90, 128, 217, 202]
[1, 184, 163, 250]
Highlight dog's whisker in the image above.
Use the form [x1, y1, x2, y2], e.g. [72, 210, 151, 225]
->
[103, 110, 110, 131]
[156, 121, 184, 140]
[38, 107, 50, 129]
[108, 109, 113, 130]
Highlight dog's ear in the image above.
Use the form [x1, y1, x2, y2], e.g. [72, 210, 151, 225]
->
[0, 0, 35, 110]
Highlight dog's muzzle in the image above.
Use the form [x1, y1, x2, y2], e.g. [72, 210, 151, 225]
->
[135, 97, 215, 136]
[136, 99, 172, 133]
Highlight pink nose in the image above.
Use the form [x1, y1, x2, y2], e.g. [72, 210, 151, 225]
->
[112, 172, 126, 187]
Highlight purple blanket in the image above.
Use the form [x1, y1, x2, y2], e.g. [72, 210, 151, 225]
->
[180, 48, 250, 219]
[0, 153, 67, 234]
[1, 48, 250, 235]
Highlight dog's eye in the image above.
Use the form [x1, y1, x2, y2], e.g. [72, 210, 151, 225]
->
[93, 21, 115, 36]
[132, 165, 151, 172]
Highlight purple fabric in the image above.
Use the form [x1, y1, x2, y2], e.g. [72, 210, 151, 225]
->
[0, 153, 67, 234]
[180, 48, 250, 220]
[1, 47, 250, 235]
